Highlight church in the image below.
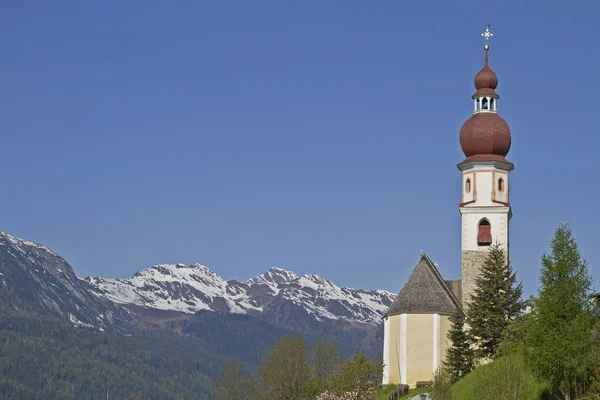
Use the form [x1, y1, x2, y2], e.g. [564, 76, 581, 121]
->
[382, 26, 513, 387]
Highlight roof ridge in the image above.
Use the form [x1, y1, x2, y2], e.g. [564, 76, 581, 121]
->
[384, 252, 462, 317]
[420, 254, 463, 313]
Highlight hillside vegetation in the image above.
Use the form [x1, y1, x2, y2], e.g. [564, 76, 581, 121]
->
[437, 223, 599, 400]
[450, 355, 549, 400]
[0, 315, 219, 399]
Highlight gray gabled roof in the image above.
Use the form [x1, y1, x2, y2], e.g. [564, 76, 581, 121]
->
[385, 254, 462, 317]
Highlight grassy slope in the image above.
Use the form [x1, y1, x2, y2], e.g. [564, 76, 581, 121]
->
[451, 355, 549, 400]
[376, 386, 429, 400]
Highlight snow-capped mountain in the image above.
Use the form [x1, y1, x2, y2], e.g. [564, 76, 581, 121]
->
[0, 232, 132, 332]
[86, 264, 395, 326]
[0, 228, 394, 353]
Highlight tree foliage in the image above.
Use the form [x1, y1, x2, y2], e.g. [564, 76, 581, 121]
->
[0, 315, 215, 399]
[431, 365, 453, 400]
[259, 335, 313, 400]
[214, 359, 259, 400]
[497, 298, 533, 357]
[443, 312, 475, 382]
[468, 242, 524, 359]
[312, 338, 342, 393]
[328, 352, 383, 400]
[524, 223, 597, 400]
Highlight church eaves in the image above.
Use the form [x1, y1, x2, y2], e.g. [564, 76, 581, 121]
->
[385, 254, 462, 317]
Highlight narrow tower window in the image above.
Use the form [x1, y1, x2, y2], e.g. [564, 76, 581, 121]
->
[477, 219, 492, 246]
[465, 178, 471, 193]
[481, 97, 488, 110]
[498, 177, 505, 192]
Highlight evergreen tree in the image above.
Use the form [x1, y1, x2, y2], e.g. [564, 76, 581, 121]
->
[525, 223, 597, 400]
[443, 312, 475, 382]
[467, 242, 524, 359]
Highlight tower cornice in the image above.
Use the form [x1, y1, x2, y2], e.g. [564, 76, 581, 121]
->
[457, 158, 514, 172]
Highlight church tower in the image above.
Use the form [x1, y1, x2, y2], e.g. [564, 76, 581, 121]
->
[458, 26, 513, 310]
[382, 26, 514, 387]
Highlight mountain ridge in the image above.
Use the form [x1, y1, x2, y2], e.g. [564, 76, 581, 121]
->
[0, 231, 133, 332]
[0, 229, 394, 355]
[85, 263, 395, 326]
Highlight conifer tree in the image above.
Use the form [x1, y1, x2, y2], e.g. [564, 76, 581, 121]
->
[443, 311, 475, 382]
[467, 242, 524, 359]
[525, 223, 597, 400]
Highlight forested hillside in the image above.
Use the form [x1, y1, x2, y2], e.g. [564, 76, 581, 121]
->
[0, 315, 220, 400]
[181, 311, 357, 366]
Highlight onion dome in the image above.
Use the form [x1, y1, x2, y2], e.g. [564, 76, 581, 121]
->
[460, 112, 511, 159]
[473, 50, 498, 96]
[459, 29, 512, 164]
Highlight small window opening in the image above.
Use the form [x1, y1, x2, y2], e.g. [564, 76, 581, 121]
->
[482, 98, 488, 110]
[477, 219, 492, 246]
[490, 98, 495, 110]
[498, 178, 505, 193]
[465, 178, 471, 193]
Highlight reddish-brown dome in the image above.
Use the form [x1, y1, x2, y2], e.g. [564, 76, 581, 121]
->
[474, 65, 498, 90]
[460, 112, 511, 158]
[472, 50, 498, 97]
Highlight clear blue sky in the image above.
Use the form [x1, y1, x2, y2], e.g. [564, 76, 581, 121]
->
[0, 1, 598, 296]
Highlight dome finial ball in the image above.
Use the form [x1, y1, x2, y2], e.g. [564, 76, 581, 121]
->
[484, 44, 489, 51]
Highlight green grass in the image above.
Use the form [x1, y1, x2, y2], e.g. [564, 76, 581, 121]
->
[375, 386, 396, 400]
[450, 354, 550, 400]
[376, 386, 429, 400]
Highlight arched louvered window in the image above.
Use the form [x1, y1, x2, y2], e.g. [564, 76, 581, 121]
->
[465, 178, 471, 193]
[477, 219, 492, 246]
[498, 177, 505, 193]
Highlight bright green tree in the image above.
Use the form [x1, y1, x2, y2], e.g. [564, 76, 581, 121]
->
[498, 298, 533, 357]
[525, 223, 597, 400]
[443, 312, 475, 382]
[468, 242, 524, 359]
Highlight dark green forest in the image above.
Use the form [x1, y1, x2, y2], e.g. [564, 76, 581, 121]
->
[0, 311, 357, 399]
[0, 315, 222, 400]
[181, 311, 356, 366]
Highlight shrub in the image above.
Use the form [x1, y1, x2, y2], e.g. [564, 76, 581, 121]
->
[451, 354, 549, 400]
[430, 366, 453, 400]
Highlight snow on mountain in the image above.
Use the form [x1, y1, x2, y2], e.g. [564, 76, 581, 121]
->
[87, 263, 261, 315]
[86, 265, 395, 326]
[248, 267, 298, 287]
[0, 231, 132, 332]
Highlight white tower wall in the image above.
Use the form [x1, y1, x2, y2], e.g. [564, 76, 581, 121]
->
[459, 161, 512, 309]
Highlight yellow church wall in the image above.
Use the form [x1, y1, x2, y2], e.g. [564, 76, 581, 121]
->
[384, 313, 455, 387]
[406, 314, 434, 384]
[439, 315, 451, 366]
[387, 314, 401, 384]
